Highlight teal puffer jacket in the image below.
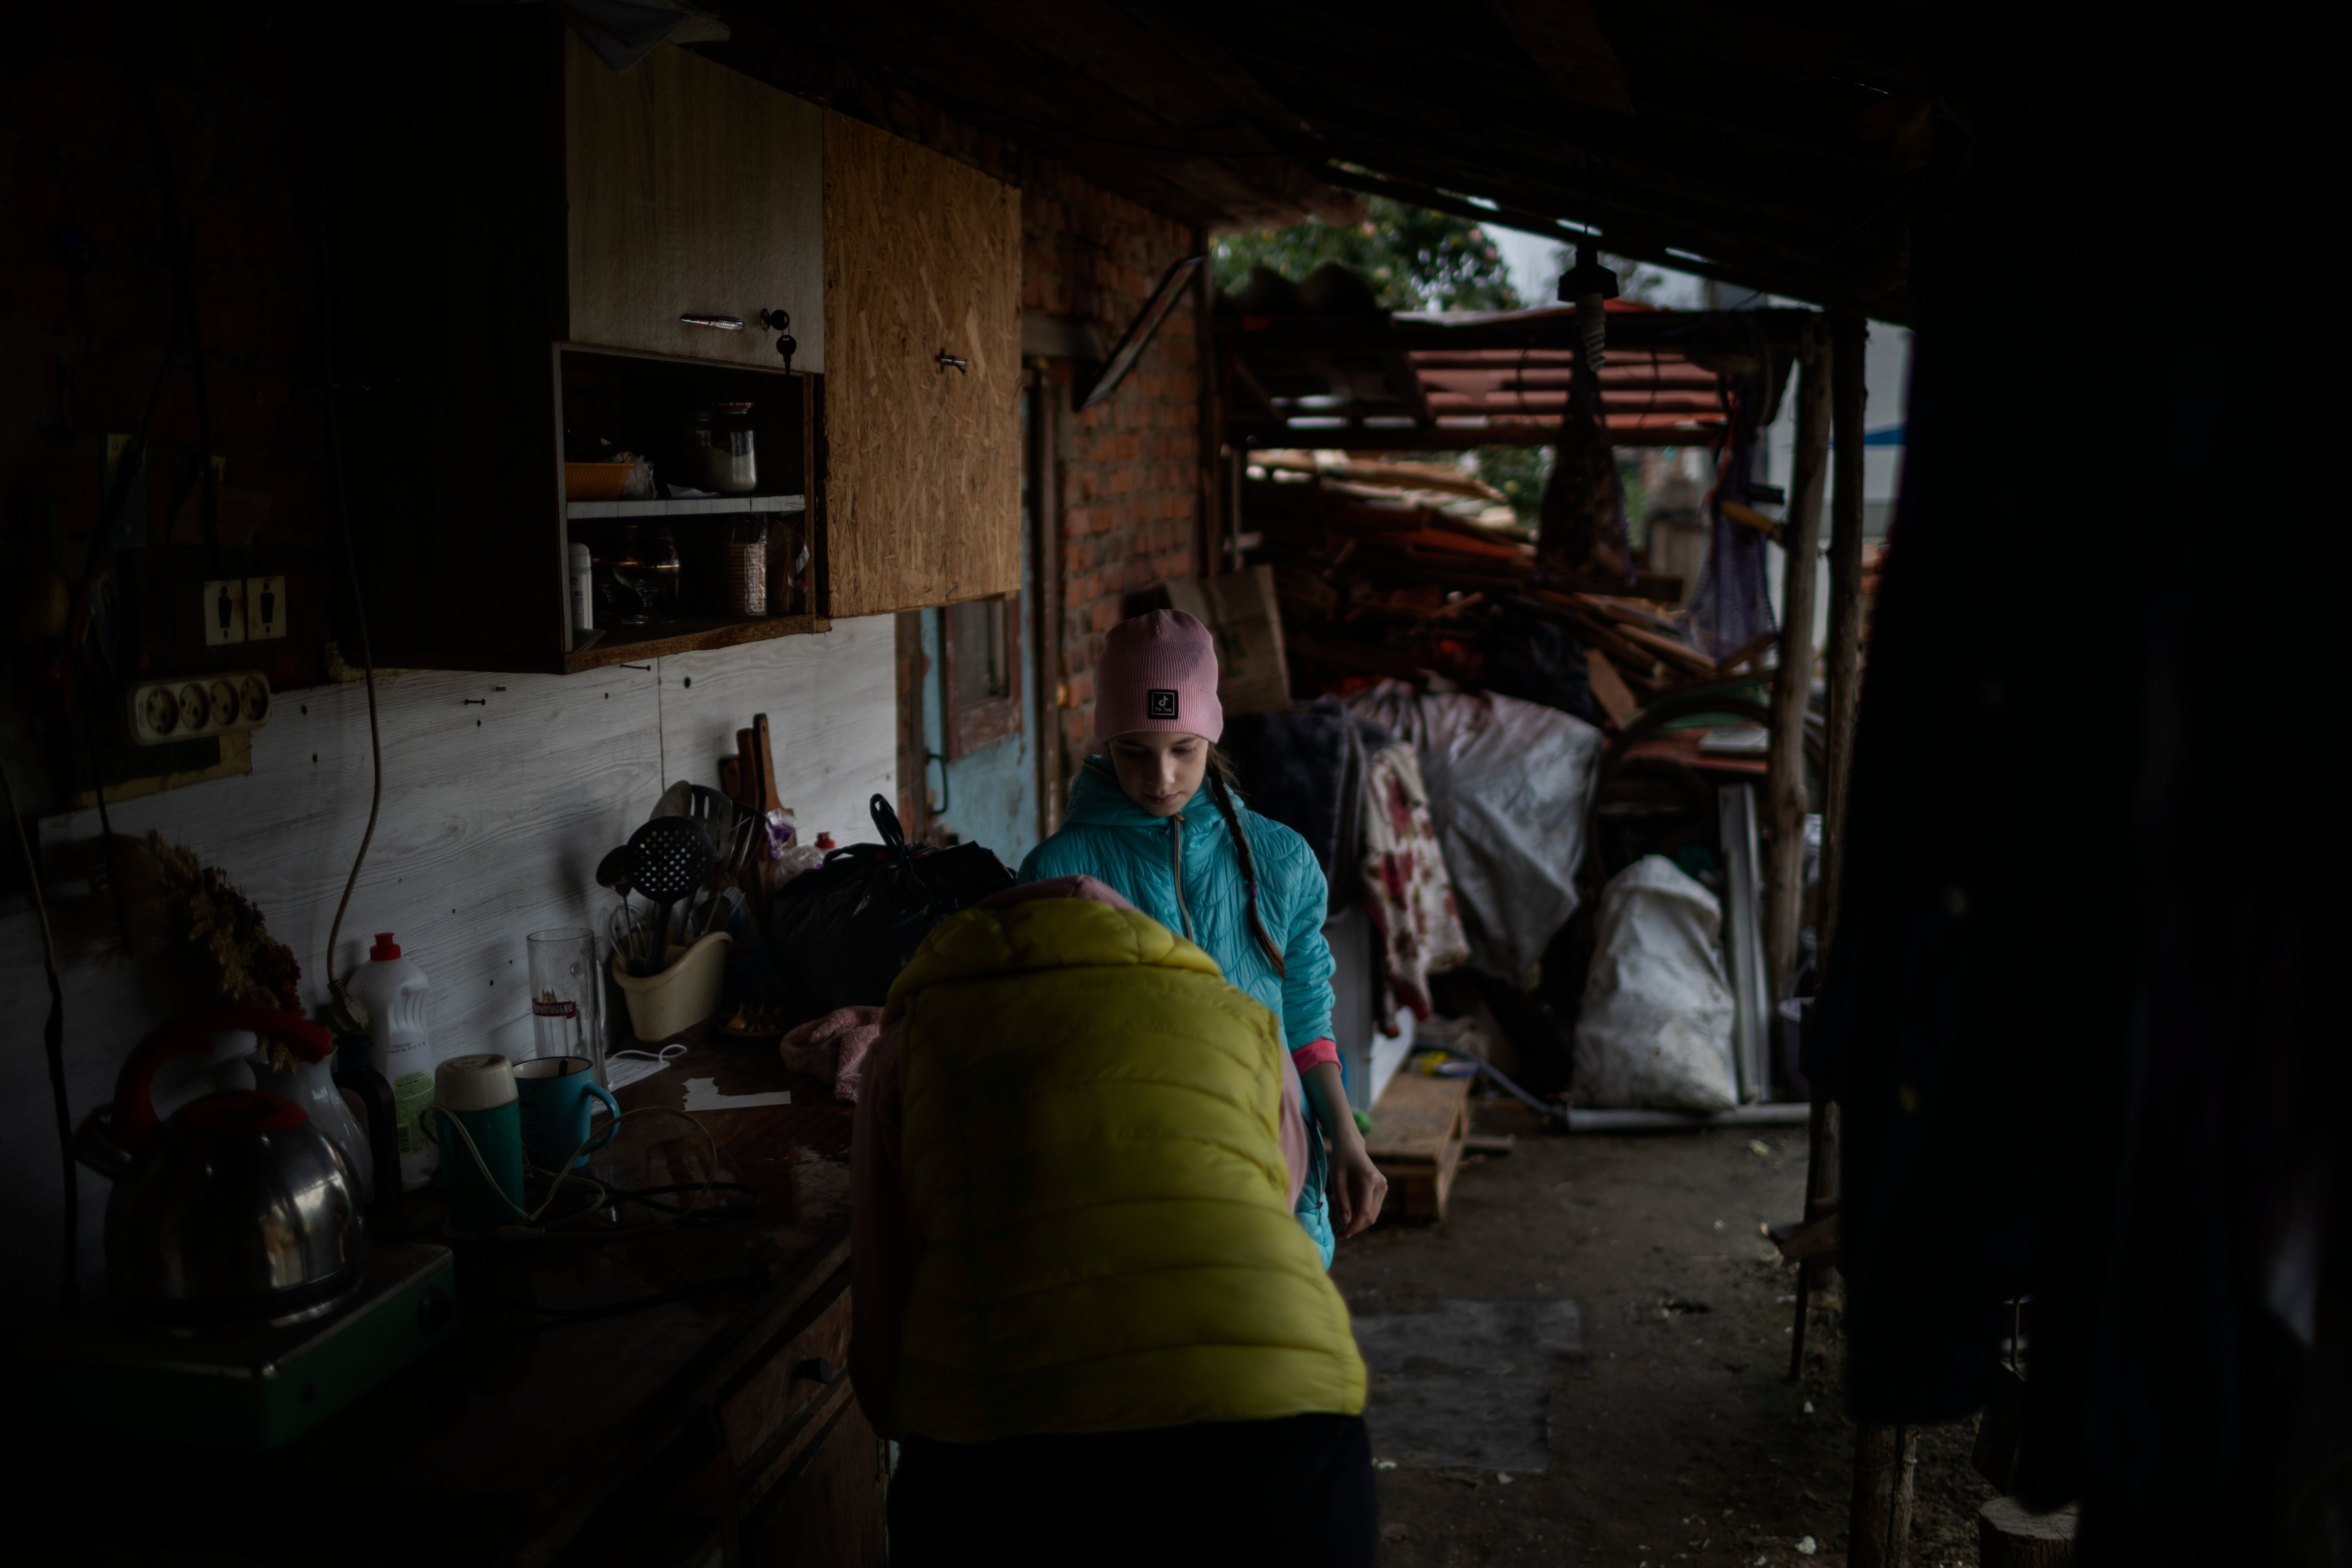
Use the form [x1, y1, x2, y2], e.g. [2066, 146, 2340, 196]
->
[1018, 758, 1340, 1262]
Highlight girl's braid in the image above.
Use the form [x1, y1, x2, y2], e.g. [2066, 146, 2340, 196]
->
[1204, 750, 1285, 977]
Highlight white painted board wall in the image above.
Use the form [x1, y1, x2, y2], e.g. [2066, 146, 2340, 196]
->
[0, 617, 895, 1329]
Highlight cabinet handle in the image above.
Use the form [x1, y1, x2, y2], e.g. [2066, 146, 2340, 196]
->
[935, 351, 969, 373]
[680, 313, 746, 331]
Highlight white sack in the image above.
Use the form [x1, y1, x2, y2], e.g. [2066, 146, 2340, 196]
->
[1573, 855, 1739, 1113]
[1345, 681, 1604, 985]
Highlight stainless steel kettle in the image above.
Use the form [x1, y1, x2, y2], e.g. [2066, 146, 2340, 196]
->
[77, 1005, 370, 1328]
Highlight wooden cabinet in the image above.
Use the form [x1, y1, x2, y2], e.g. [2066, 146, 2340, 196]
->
[822, 112, 1023, 618]
[565, 37, 824, 372]
[330, 16, 824, 673]
[327, 15, 1017, 672]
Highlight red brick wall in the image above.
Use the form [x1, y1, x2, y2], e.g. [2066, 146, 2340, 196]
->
[1020, 171, 1205, 777]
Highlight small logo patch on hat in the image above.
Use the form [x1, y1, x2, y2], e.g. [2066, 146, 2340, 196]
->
[1147, 689, 1179, 720]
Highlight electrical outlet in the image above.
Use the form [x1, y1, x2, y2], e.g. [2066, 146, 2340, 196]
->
[202, 579, 246, 645]
[245, 575, 286, 640]
[126, 670, 273, 746]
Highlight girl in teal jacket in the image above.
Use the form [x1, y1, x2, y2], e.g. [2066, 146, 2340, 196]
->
[1018, 609, 1387, 1264]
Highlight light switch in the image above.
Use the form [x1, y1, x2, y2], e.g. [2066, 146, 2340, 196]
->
[202, 579, 246, 646]
[245, 576, 286, 640]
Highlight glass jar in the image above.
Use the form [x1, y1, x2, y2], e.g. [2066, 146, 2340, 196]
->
[682, 402, 757, 495]
[722, 518, 769, 616]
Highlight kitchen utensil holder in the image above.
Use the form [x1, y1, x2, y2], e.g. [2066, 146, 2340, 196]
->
[611, 931, 733, 1042]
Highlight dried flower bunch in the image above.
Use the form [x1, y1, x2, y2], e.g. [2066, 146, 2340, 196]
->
[146, 831, 305, 1065]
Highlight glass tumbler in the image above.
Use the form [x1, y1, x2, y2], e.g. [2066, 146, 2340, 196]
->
[528, 927, 606, 1084]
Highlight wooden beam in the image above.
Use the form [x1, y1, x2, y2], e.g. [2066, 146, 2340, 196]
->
[1763, 317, 1828, 1006]
[1850, 1424, 1920, 1568]
[1487, 0, 1634, 114]
[1819, 309, 1869, 960]
[1222, 308, 1814, 356]
[1225, 423, 1727, 451]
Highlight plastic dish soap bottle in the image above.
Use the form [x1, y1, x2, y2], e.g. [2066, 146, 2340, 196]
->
[353, 933, 437, 1191]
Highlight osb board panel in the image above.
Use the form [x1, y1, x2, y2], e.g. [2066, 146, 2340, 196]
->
[566, 35, 825, 372]
[822, 111, 1021, 618]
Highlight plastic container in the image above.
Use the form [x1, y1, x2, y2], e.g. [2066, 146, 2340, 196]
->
[351, 933, 438, 1191]
[682, 403, 757, 494]
[563, 462, 634, 501]
[569, 542, 594, 635]
[610, 931, 732, 1042]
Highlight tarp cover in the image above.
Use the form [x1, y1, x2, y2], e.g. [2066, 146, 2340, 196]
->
[1344, 681, 1603, 985]
[1573, 855, 1738, 1112]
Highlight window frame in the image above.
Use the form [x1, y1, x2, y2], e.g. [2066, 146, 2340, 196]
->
[940, 591, 1022, 760]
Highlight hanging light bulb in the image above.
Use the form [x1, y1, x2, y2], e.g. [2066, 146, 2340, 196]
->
[1558, 243, 1620, 369]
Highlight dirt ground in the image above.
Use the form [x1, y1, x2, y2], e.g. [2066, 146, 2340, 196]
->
[1333, 1098, 1997, 1568]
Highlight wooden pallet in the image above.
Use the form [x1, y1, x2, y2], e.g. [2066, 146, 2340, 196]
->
[1365, 1070, 1472, 1220]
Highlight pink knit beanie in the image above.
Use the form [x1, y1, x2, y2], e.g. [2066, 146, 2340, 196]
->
[1093, 609, 1223, 742]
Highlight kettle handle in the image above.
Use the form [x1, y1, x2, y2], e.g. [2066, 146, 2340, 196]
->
[109, 1005, 334, 1158]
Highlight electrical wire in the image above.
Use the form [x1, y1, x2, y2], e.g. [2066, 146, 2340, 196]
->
[307, 52, 383, 1028]
[4, 761, 77, 1310]
[424, 1104, 751, 1244]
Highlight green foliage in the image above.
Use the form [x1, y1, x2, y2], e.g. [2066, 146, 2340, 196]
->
[1472, 446, 1552, 526]
[1212, 196, 1524, 312]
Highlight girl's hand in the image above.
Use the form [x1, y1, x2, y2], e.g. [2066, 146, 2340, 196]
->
[1327, 1135, 1388, 1240]
[1301, 1060, 1388, 1239]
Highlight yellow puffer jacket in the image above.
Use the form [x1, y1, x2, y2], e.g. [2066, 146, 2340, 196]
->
[887, 896, 1366, 1441]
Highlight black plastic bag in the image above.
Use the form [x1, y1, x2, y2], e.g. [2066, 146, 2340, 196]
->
[1480, 608, 1605, 728]
[767, 794, 1015, 1016]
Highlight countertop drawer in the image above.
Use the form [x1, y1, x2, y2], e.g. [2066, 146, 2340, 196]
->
[716, 1264, 853, 1485]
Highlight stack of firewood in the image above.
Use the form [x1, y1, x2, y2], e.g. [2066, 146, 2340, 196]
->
[1244, 455, 1771, 728]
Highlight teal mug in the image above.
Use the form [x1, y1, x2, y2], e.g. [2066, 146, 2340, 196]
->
[424, 1054, 525, 1233]
[514, 1055, 621, 1170]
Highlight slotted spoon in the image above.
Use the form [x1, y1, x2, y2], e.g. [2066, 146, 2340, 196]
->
[626, 816, 713, 976]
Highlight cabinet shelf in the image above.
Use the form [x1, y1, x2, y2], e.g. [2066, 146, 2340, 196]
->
[566, 614, 832, 672]
[567, 495, 807, 520]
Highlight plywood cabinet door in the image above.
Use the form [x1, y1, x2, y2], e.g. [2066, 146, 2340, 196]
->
[565, 35, 825, 371]
[822, 112, 1022, 618]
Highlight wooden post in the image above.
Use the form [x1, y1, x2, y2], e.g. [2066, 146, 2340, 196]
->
[1763, 318, 1830, 1004]
[1790, 314, 1861, 1377]
[1977, 1499, 2077, 1568]
[1028, 367, 1066, 837]
[894, 610, 934, 841]
[1818, 309, 1869, 957]
[1849, 1423, 1919, 1568]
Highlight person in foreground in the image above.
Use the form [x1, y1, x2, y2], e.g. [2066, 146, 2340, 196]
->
[1020, 608, 1385, 1263]
[852, 876, 1376, 1564]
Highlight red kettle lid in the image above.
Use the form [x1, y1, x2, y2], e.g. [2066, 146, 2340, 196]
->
[370, 933, 401, 960]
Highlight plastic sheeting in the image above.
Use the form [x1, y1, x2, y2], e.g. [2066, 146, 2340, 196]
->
[1573, 856, 1739, 1113]
[1344, 681, 1604, 985]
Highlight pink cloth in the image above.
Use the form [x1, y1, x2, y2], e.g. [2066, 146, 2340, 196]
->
[1358, 742, 1469, 1031]
[1092, 609, 1224, 742]
[778, 1006, 882, 1104]
[975, 873, 1136, 913]
[1288, 1036, 1339, 1074]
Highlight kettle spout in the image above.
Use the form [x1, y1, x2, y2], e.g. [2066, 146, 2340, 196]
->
[73, 1106, 134, 1182]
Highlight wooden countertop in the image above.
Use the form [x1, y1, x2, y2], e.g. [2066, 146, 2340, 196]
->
[9, 1032, 855, 1566]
